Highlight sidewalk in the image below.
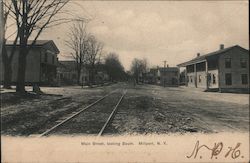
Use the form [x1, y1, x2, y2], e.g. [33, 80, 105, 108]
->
[0, 82, 114, 94]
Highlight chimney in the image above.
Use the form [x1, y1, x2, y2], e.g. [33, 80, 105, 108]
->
[220, 44, 224, 50]
[197, 53, 200, 57]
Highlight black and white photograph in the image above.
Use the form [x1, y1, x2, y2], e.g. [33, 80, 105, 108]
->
[0, 0, 249, 162]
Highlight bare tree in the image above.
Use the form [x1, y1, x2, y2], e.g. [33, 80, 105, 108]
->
[65, 21, 88, 85]
[104, 52, 125, 82]
[5, 0, 69, 93]
[1, 0, 19, 89]
[0, 0, 3, 53]
[130, 58, 148, 84]
[85, 35, 103, 85]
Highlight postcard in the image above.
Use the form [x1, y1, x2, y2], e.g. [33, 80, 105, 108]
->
[1, 0, 249, 162]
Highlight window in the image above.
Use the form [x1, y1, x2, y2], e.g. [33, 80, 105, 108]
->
[225, 73, 232, 85]
[240, 58, 247, 68]
[241, 74, 248, 85]
[212, 74, 216, 84]
[44, 53, 48, 62]
[196, 62, 206, 72]
[198, 75, 201, 83]
[225, 58, 231, 68]
[52, 56, 55, 64]
[187, 65, 194, 73]
[72, 74, 76, 79]
[207, 73, 211, 83]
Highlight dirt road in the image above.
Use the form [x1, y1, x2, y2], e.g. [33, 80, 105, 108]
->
[107, 84, 249, 135]
[1, 83, 249, 136]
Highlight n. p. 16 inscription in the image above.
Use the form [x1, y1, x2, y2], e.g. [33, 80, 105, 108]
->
[187, 141, 244, 160]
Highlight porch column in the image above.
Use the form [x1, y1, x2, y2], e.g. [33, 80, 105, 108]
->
[205, 60, 208, 90]
[194, 64, 197, 88]
[185, 67, 188, 86]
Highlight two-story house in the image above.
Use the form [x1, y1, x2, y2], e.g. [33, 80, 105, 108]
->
[177, 44, 249, 93]
[1, 40, 59, 86]
[57, 60, 90, 86]
[146, 66, 179, 86]
[158, 66, 179, 86]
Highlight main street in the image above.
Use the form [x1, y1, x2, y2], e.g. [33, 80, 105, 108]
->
[1, 83, 249, 136]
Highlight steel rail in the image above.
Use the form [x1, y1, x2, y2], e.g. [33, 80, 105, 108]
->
[38, 89, 119, 137]
[98, 89, 127, 136]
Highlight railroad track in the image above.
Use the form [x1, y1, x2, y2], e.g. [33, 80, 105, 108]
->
[38, 89, 127, 137]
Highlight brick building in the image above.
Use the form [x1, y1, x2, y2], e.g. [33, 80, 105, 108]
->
[177, 44, 249, 93]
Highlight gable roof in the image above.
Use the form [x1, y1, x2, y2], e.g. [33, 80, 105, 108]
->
[177, 45, 249, 67]
[6, 40, 60, 54]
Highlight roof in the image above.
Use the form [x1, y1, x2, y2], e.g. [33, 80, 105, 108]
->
[150, 67, 178, 72]
[58, 61, 106, 72]
[177, 45, 249, 67]
[6, 40, 60, 54]
[7, 40, 50, 45]
[158, 67, 179, 72]
[58, 60, 76, 70]
[149, 68, 158, 73]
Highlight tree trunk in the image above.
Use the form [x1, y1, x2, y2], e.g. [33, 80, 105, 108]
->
[16, 2, 28, 93]
[0, 0, 3, 57]
[89, 68, 93, 85]
[77, 68, 81, 85]
[3, 59, 12, 89]
[16, 47, 27, 93]
[2, 40, 12, 89]
[90, 66, 95, 85]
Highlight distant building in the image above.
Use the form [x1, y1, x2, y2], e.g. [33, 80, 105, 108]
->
[0, 40, 59, 86]
[158, 66, 179, 86]
[57, 61, 109, 86]
[177, 44, 249, 93]
[179, 70, 186, 85]
[93, 64, 109, 84]
[145, 68, 160, 84]
[57, 60, 89, 86]
[146, 66, 179, 86]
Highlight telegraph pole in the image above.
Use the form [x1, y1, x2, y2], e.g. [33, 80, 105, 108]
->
[163, 60, 167, 87]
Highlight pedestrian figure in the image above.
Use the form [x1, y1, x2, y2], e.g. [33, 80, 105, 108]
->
[133, 78, 136, 87]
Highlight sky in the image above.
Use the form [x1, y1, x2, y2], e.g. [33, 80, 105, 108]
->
[7, 0, 249, 70]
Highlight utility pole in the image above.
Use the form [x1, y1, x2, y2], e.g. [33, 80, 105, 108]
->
[163, 60, 167, 87]
[136, 62, 138, 84]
